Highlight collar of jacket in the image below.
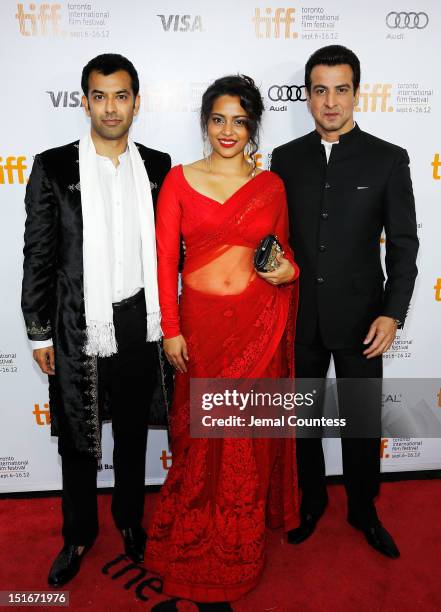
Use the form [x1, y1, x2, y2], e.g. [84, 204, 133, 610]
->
[311, 122, 362, 148]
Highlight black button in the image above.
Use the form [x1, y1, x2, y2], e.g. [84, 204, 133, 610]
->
[324, 182, 331, 189]
[319, 245, 326, 252]
[317, 276, 325, 284]
[321, 212, 328, 219]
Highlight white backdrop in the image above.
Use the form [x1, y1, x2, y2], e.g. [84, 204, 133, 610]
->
[1, 0, 440, 492]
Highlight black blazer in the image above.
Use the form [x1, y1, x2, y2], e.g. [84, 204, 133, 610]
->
[21, 140, 171, 457]
[271, 124, 419, 348]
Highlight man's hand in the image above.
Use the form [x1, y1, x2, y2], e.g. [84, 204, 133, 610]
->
[256, 255, 297, 286]
[33, 347, 55, 375]
[163, 335, 188, 373]
[363, 316, 398, 359]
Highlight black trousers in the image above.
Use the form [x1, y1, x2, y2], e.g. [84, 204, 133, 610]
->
[295, 324, 382, 527]
[61, 291, 158, 545]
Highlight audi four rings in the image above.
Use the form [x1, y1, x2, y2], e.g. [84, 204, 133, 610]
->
[386, 12, 429, 29]
[268, 85, 307, 102]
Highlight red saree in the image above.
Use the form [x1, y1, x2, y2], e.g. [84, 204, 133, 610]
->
[146, 165, 299, 602]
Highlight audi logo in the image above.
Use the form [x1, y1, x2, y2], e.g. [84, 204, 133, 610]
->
[386, 11, 429, 29]
[268, 85, 307, 102]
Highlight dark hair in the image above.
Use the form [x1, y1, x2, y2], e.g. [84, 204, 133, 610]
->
[305, 45, 360, 93]
[200, 74, 264, 161]
[81, 53, 139, 99]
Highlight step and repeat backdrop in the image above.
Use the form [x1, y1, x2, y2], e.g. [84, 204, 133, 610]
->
[1, 0, 440, 492]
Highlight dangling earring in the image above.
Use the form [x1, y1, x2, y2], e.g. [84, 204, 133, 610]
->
[245, 142, 256, 176]
[244, 142, 252, 164]
[203, 135, 213, 171]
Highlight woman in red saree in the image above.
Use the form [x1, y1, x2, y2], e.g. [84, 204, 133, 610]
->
[146, 76, 300, 605]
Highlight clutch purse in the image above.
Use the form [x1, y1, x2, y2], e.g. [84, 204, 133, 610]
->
[254, 234, 283, 272]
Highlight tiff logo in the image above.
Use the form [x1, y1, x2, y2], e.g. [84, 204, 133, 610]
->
[431, 153, 440, 180]
[380, 438, 390, 459]
[434, 278, 441, 302]
[16, 3, 61, 36]
[252, 8, 297, 39]
[355, 84, 393, 112]
[159, 450, 172, 470]
[47, 91, 81, 108]
[157, 14, 203, 32]
[0, 157, 27, 184]
[33, 402, 50, 426]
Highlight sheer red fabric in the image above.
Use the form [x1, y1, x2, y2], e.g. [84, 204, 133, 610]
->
[146, 165, 300, 602]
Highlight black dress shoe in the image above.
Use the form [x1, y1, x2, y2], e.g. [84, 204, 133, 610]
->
[287, 510, 324, 545]
[48, 544, 90, 587]
[348, 519, 400, 559]
[120, 525, 147, 563]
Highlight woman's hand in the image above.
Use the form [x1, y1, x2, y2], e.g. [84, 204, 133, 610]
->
[256, 254, 297, 286]
[163, 335, 189, 373]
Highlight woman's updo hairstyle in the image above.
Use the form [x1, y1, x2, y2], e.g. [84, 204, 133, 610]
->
[200, 74, 264, 164]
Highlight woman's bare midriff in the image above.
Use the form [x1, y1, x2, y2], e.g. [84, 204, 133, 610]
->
[183, 245, 257, 295]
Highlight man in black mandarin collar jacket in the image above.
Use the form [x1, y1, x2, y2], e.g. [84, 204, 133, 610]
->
[271, 46, 418, 559]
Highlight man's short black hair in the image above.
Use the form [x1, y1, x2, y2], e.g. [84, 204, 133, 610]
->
[305, 45, 361, 93]
[81, 53, 139, 98]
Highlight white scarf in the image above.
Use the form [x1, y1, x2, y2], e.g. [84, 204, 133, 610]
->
[79, 131, 161, 357]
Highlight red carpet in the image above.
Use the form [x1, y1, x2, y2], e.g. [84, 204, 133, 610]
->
[1, 481, 440, 611]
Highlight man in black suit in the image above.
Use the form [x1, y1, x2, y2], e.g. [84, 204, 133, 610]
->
[21, 54, 171, 585]
[271, 45, 418, 558]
